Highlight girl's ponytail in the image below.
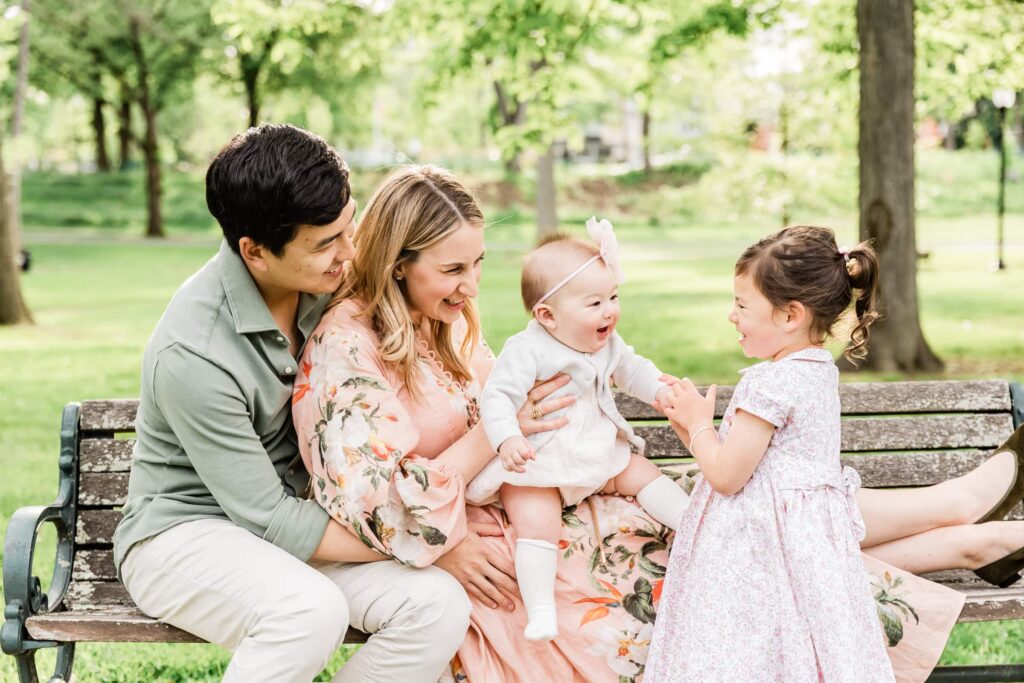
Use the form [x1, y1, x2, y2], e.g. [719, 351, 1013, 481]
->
[843, 241, 881, 364]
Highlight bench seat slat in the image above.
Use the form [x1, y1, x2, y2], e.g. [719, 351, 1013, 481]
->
[80, 472, 130, 506]
[26, 609, 369, 645]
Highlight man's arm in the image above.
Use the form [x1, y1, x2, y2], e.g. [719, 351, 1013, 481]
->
[154, 344, 371, 563]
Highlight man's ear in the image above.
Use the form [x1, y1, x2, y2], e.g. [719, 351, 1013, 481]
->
[534, 304, 557, 331]
[238, 236, 271, 273]
[783, 300, 808, 331]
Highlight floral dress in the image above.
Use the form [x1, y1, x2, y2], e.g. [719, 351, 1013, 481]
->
[645, 349, 964, 683]
[294, 303, 964, 683]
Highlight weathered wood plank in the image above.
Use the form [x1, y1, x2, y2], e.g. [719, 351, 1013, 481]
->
[79, 472, 129, 506]
[27, 609, 369, 644]
[74, 550, 117, 581]
[636, 414, 1013, 458]
[76, 509, 121, 545]
[80, 438, 135, 472]
[956, 586, 1024, 622]
[66, 580, 134, 610]
[615, 380, 1010, 420]
[79, 400, 138, 433]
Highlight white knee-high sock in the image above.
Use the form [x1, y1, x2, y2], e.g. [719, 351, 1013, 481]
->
[515, 538, 559, 641]
[636, 475, 690, 530]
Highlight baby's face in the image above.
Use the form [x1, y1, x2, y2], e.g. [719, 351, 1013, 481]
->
[541, 261, 621, 353]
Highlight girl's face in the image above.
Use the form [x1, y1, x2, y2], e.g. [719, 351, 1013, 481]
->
[399, 222, 485, 326]
[538, 261, 620, 353]
[729, 273, 794, 360]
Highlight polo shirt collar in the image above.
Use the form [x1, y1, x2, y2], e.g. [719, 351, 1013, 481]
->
[217, 240, 286, 335]
[216, 240, 327, 338]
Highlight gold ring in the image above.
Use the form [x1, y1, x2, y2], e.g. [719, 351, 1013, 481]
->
[531, 402, 543, 420]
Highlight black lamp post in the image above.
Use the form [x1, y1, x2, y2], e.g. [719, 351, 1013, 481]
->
[993, 89, 1016, 271]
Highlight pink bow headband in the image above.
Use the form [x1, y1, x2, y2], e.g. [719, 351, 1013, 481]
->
[533, 217, 625, 310]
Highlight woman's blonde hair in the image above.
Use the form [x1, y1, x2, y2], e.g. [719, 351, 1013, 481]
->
[332, 165, 484, 396]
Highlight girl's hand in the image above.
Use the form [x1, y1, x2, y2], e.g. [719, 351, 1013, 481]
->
[516, 373, 574, 436]
[663, 378, 717, 434]
[435, 530, 519, 610]
[498, 436, 535, 473]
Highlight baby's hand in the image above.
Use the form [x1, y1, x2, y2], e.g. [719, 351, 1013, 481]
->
[663, 379, 717, 433]
[498, 436, 535, 473]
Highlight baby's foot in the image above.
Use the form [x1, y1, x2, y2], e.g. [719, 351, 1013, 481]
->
[524, 606, 559, 641]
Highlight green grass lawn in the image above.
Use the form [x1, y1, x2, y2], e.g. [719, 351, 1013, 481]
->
[2, 150, 1024, 679]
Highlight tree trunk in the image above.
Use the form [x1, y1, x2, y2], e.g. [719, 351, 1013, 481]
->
[854, 0, 941, 372]
[535, 143, 558, 239]
[0, 138, 33, 325]
[141, 104, 163, 238]
[493, 81, 525, 175]
[118, 95, 133, 170]
[92, 97, 111, 172]
[129, 18, 163, 238]
[6, 0, 31, 257]
[642, 109, 653, 175]
[242, 56, 260, 129]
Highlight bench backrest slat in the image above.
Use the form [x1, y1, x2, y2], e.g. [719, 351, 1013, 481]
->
[67, 379, 1016, 612]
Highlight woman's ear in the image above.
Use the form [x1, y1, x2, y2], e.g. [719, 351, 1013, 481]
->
[238, 236, 270, 273]
[534, 304, 557, 331]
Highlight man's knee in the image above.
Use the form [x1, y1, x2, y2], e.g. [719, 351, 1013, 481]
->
[409, 569, 471, 647]
[276, 578, 351, 653]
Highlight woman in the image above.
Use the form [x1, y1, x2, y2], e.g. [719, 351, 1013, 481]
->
[293, 164, 1024, 682]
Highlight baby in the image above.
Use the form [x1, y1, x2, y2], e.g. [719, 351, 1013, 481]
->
[467, 217, 689, 641]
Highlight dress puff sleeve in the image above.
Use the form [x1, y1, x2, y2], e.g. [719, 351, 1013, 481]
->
[292, 303, 468, 567]
[734, 362, 795, 428]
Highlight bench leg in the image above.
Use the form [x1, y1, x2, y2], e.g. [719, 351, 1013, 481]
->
[928, 664, 1024, 682]
[8, 642, 75, 683]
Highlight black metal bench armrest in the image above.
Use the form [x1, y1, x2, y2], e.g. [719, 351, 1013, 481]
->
[2, 403, 79, 658]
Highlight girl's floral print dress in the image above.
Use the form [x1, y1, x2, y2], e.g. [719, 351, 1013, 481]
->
[645, 348, 964, 683]
[295, 304, 963, 683]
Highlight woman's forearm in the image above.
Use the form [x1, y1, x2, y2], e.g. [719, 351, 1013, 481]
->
[436, 422, 495, 482]
[310, 519, 389, 563]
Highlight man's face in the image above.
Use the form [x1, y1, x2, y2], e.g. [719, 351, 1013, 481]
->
[261, 198, 357, 296]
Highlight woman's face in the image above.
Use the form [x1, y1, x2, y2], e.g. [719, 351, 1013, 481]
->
[399, 222, 485, 326]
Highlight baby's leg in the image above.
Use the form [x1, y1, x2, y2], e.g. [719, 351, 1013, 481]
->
[607, 454, 690, 530]
[500, 484, 563, 642]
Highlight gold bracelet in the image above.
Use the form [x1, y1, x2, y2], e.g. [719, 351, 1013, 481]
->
[688, 425, 715, 454]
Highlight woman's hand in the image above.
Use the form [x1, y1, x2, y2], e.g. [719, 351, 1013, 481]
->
[435, 529, 519, 611]
[516, 373, 574, 436]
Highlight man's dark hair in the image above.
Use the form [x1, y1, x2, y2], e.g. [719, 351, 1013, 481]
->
[206, 124, 351, 256]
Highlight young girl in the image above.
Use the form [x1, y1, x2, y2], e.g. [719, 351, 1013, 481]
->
[467, 218, 690, 642]
[645, 225, 895, 681]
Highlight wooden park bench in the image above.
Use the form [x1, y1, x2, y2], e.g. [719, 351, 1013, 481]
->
[3, 379, 1023, 683]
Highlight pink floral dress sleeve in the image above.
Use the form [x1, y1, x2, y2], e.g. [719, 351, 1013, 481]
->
[292, 302, 469, 566]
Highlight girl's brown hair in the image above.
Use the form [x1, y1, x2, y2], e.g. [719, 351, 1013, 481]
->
[331, 165, 484, 396]
[735, 225, 880, 363]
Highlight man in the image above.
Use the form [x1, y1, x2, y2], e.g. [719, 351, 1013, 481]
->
[113, 124, 471, 682]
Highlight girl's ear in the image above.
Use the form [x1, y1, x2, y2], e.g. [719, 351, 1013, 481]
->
[783, 300, 809, 331]
[534, 304, 557, 331]
[238, 236, 270, 273]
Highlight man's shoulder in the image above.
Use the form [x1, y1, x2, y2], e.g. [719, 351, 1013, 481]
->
[146, 255, 228, 361]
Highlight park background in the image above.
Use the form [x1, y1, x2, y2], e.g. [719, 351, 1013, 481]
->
[1, 0, 1023, 679]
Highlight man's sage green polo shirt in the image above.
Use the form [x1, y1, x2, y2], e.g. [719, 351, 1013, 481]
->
[113, 241, 331, 572]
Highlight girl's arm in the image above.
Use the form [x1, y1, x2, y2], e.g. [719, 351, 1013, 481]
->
[662, 379, 775, 495]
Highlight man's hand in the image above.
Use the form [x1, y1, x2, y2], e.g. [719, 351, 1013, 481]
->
[498, 436, 535, 473]
[435, 529, 519, 610]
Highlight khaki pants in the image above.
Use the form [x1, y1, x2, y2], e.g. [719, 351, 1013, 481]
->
[121, 518, 471, 683]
